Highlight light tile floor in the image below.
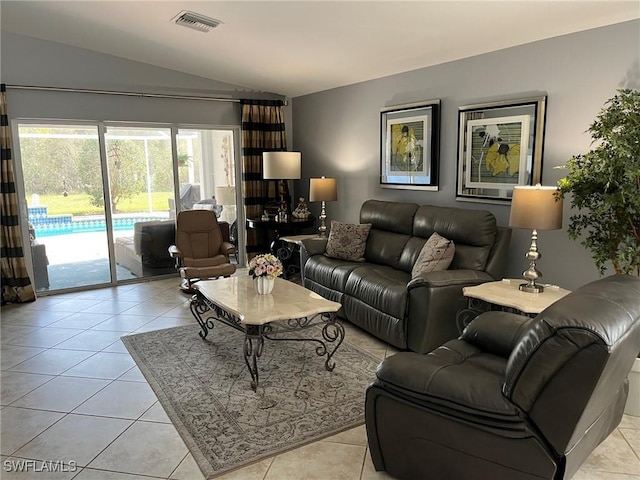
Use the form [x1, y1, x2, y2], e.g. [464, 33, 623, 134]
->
[1, 277, 639, 479]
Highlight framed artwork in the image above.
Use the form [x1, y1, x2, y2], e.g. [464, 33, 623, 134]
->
[456, 96, 547, 203]
[380, 100, 440, 190]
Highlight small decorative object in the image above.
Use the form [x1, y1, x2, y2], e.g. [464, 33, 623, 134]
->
[457, 96, 547, 203]
[292, 197, 311, 219]
[380, 100, 440, 190]
[248, 253, 283, 295]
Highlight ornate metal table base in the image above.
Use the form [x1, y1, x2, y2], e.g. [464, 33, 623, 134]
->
[190, 292, 345, 391]
[456, 297, 539, 334]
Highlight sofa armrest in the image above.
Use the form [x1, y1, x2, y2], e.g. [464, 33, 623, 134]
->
[168, 245, 181, 259]
[461, 311, 533, 358]
[300, 237, 328, 256]
[406, 269, 494, 353]
[299, 238, 328, 284]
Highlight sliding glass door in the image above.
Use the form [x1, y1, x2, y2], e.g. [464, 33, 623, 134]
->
[14, 121, 240, 294]
[16, 123, 113, 291]
[176, 128, 238, 248]
[104, 126, 175, 281]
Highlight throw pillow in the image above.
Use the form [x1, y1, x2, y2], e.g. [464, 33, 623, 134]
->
[411, 232, 455, 278]
[325, 221, 372, 262]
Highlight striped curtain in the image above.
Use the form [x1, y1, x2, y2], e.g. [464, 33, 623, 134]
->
[1, 84, 35, 304]
[240, 99, 288, 256]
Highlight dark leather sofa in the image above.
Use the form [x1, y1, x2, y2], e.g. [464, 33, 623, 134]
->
[300, 200, 511, 354]
[115, 220, 177, 277]
[365, 274, 640, 480]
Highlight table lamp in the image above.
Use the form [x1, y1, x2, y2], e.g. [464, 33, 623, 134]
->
[215, 185, 236, 223]
[263, 152, 301, 220]
[309, 176, 338, 237]
[509, 184, 563, 293]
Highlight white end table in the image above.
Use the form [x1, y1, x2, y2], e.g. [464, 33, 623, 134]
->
[456, 279, 571, 333]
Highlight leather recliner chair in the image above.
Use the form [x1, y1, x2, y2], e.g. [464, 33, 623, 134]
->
[365, 274, 640, 480]
[169, 210, 236, 291]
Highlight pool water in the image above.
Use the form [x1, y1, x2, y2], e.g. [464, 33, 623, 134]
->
[28, 207, 168, 237]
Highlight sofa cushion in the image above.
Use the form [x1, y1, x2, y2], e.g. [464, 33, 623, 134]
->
[411, 233, 455, 278]
[304, 255, 364, 293]
[344, 265, 411, 319]
[411, 205, 497, 272]
[360, 200, 419, 235]
[325, 221, 372, 262]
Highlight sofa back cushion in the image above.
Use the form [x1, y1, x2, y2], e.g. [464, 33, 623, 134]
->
[402, 205, 497, 272]
[360, 200, 419, 269]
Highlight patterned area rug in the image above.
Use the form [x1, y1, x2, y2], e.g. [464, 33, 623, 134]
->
[122, 323, 380, 478]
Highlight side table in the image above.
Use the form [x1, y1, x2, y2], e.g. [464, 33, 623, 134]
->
[456, 279, 571, 333]
[246, 216, 316, 256]
[277, 234, 320, 279]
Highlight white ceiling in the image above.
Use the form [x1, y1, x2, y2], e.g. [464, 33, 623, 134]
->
[2, 1, 639, 98]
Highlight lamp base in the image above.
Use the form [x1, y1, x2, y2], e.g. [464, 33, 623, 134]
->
[317, 200, 328, 237]
[519, 282, 544, 294]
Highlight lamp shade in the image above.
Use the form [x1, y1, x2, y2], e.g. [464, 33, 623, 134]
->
[509, 185, 563, 230]
[263, 152, 301, 179]
[215, 185, 236, 205]
[309, 177, 338, 202]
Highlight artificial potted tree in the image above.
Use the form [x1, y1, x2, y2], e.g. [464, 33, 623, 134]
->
[557, 88, 640, 415]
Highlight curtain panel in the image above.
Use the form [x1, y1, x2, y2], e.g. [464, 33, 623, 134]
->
[240, 99, 288, 256]
[1, 84, 36, 304]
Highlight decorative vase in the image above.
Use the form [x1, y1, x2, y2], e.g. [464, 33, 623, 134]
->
[254, 276, 275, 295]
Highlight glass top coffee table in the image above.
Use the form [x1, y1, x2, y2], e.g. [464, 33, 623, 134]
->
[191, 276, 344, 391]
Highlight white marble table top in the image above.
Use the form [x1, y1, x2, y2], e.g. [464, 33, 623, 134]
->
[463, 279, 571, 314]
[194, 276, 341, 325]
[279, 234, 323, 245]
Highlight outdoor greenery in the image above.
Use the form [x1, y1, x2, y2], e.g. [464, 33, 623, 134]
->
[34, 192, 172, 216]
[557, 88, 640, 276]
[20, 127, 177, 213]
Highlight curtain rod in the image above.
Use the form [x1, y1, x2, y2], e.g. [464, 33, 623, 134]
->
[5, 84, 286, 104]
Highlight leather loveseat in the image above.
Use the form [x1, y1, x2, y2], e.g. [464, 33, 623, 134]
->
[300, 200, 511, 354]
[365, 274, 640, 480]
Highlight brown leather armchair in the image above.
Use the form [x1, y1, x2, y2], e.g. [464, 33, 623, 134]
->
[365, 274, 640, 480]
[169, 210, 236, 291]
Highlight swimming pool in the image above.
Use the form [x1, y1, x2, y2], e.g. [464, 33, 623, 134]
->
[28, 207, 168, 237]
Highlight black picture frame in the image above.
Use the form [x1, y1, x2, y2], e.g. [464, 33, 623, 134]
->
[380, 100, 440, 190]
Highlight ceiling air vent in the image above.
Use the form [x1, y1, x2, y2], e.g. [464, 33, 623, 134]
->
[173, 11, 222, 33]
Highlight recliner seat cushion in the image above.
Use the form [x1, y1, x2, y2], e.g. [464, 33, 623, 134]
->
[376, 341, 524, 430]
[344, 265, 410, 319]
[304, 255, 365, 293]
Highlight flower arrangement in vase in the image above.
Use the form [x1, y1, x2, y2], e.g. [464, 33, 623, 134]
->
[248, 253, 283, 294]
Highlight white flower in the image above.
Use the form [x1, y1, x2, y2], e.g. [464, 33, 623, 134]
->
[249, 253, 283, 279]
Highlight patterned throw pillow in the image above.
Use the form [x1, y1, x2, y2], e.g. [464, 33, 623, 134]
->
[325, 221, 372, 262]
[411, 232, 455, 278]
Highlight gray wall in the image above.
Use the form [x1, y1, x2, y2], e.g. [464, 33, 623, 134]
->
[291, 20, 640, 290]
[0, 30, 290, 130]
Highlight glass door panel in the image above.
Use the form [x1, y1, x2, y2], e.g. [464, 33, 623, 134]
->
[104, 126, 175, 281]
[17, 124, 111, 292]
[176, 129, 237, 254]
